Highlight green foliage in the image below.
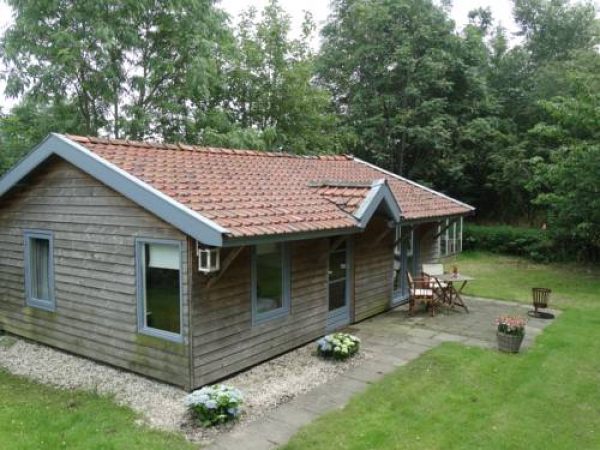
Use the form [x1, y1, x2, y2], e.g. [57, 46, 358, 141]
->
[224, 0, 343, 153]
[319, 0, 462, 176]
[527, 63, 600, 262]
[532, 143, 600, 262]
[514, 0, 599, 63]
[0, 0, 342, 157]
[0, 99, 83, 174]
[463, 224, 553, 262]
[316, 333, 360, 360]
[2, 0, 230, 141]
[185, 384, 243, 427]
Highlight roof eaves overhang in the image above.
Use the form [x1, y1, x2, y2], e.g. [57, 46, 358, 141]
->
[399, 210, 475, 226]
[0, 133, 227, 246]
[353, 179, 402, 228]
[221, 226, 360, 247]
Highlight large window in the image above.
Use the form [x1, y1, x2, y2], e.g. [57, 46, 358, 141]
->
[440, 217, 463, 257]
[24, 230, 55, 311]
[136, 239, 182, 341]
[252, 243, 290, 324]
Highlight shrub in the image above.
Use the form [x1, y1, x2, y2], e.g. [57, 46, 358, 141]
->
[316, 333, 360, 360]
[463, 224, 553, 262]
[496, 315, 527, 337]
[185, 384, 243, 427]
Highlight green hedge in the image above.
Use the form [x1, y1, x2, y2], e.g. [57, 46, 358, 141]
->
[463, 224, 554, 262]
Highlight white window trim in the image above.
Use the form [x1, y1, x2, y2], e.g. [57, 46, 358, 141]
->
[251, 243, 291, 325]
[24, 229, 55, 312]
[439, 218, 463, 257]
[135, 238, 184, 343]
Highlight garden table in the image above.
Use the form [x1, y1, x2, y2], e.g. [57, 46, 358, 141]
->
[434, 273, 474, 313]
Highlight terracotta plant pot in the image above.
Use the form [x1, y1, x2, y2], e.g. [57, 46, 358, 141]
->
[497, 332, 524, 353]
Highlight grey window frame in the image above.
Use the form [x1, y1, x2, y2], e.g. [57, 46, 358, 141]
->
[251, 243, 291, 325]
[135, 237, 184, 343]
[24, 229, 56, 312]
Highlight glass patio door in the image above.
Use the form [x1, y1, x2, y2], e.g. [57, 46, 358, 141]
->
[327, 238, 351, 330]
[392, 225, 414, 306]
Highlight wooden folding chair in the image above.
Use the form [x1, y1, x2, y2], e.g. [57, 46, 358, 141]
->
[408, 272, 440, 316]
[422, 263, 450, 305]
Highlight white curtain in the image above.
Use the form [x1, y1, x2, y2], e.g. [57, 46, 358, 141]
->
[30, 238, 50, 300]
[148, 243, 180, 270]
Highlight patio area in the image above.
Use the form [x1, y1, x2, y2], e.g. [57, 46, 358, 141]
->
[355, 295, 558, 353]
[208, 297, 559, 450]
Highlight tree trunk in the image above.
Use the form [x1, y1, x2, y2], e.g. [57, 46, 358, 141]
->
[113, 94, 119, 139]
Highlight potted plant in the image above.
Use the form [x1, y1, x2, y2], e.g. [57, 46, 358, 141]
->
[496, 315, 527, 353]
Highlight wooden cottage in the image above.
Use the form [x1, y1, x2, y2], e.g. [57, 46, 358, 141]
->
[0, 134, 473, 390]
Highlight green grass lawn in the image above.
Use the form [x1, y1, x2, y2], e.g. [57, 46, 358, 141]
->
[0, 369, 194, 450]
[283, 252, 600, 450]
[451, 251, 600, 310]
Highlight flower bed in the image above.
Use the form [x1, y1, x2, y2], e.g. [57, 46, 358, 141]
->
[185, 384, 243, 427]
[316, 333, 360, 360]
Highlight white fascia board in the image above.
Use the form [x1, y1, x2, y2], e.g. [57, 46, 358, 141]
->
[0, 133, 227, 246]
[353, 157, 476, 212]
[353, 179, 402, 228]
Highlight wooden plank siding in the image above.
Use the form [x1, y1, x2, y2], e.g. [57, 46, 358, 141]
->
[190, 238, 329, 388]
[416, 222, 441, 265]
[0, 157, 192, 388]
[353, 217, 395, 322]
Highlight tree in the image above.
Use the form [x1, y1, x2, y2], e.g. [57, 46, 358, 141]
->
[473, 0, 600, 223]
[0, 99, 83, 174]
[529, 90, 600, 260]
[513, 0, 599, 64]
[318, 0, 466, 178]
[224, 0, 341, 153]
[1, 0, 229, 141]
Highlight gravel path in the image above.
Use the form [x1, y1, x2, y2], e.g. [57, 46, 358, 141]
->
[0, 335, 367, 443]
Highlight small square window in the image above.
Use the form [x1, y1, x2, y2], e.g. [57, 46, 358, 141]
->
[24, 230, 55, 311]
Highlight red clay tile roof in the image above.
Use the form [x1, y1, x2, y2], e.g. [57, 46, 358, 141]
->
[65, 135, 473, 239]
[314, 182, 374, 215]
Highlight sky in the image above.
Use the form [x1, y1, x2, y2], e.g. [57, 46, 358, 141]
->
[0, 0, 518, 110]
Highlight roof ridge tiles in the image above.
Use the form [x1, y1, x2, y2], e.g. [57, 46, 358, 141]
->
[64, 134, 353, 161]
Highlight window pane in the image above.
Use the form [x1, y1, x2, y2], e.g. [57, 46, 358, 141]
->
[329, 238, 348, 311]
[30, 238, 50, 300]
[393, 226, 402, 293]
[256, 244, 283, 314]
[329, 250, 346, 281]
[329, 280, 346, 311]
[405, 227, 413, 256]
[144, 243, 180, 334]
